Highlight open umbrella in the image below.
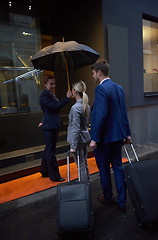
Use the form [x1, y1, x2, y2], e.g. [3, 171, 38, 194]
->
[31, 41, 100, 90]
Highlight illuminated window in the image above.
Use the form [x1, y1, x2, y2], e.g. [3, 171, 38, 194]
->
[143, 18, 158, 94]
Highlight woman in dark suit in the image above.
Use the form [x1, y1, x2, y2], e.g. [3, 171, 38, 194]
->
[40, 75, 72, 182]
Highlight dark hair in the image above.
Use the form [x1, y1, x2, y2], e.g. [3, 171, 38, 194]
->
[92, 59, 110, 77]
[44, 75, 55, 84]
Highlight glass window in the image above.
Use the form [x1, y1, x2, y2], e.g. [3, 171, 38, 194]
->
[0, 68, 43, 114]
[0, 1, 43, 114]
[143, 19, 158, 94]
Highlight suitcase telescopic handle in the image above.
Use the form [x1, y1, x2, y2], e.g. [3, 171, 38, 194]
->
[67, 150, 70, 182]
[123, 144, 139, 163]
[67, 150, 81, 182]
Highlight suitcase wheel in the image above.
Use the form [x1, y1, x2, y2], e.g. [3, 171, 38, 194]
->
[88, 230, 93, 240]
[58, 233, 63, 240]
[58, 231, 93, 240]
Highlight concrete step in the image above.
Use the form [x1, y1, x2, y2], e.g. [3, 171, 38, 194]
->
[0, 112, 94, 183]
[0, 114, 69, 169]
[0, 139, 69, 169]
[0, 147, 94, 183]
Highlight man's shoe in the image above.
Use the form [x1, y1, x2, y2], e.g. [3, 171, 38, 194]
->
[98, 193, 115, 206]
[113, 199, 126, 213]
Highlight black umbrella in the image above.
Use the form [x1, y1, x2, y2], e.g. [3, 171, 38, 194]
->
[31, 41, 100, 90]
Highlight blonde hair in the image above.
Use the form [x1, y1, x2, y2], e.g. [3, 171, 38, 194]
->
[72, 81, 89, 118]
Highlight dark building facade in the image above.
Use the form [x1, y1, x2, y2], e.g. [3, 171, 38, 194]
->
[0, 0, 158, 160]
[102, 0, 158, 144]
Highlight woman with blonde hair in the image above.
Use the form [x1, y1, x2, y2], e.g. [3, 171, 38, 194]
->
[67, 80, 91, 181]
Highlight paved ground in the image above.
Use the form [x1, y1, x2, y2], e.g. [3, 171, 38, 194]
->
[1, 171, 158, 240]
[1, 142, 158, 240]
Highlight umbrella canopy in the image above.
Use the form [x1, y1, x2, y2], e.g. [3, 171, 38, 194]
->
[31, 41, 100, 71]
[31, 41, 100, 90]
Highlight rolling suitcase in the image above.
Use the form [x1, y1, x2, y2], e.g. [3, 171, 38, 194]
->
[123, 144, 158, 227]
[57, 150, 93, 236]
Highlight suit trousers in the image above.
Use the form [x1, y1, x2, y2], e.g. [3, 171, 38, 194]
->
[41, 128, 61, 180]
[94, 141, 126, 207]
[72, 142, 90, 181]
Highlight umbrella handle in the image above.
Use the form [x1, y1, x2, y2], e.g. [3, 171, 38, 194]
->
[65, 57, 70, 91]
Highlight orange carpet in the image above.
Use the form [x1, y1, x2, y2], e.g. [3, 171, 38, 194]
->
[0, 157, 128, 204]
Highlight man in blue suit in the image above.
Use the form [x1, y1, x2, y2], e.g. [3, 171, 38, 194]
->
[40, 75, 72, 182]
[90, 59, 132, 212]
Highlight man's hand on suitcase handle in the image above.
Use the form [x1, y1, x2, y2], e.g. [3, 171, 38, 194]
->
[123, 136, 132, 145]
[90, 137, 132, 148]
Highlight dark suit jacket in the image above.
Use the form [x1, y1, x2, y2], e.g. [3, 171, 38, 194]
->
[40, 89, 70, 130]
[91, 79, 131, 143]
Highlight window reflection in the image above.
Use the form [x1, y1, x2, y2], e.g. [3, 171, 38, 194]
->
[0, 13, 41, 68]
[0, 68, 43, 114]
[0, 3, 43, 114]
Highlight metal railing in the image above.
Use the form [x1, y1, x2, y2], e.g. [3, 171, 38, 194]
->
[0, 67, 43, 115]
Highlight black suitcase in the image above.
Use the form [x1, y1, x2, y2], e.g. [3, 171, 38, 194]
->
[123, 144, 158, 227]
[56, 151, 93, 236]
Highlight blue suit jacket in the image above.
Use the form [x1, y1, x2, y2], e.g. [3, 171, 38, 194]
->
[91, 79, 131, 143]
[40, 89, 70, 130]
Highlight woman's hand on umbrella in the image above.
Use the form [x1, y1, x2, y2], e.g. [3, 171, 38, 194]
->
[67, 90, 72, 98]
[38, 122, 42, 127]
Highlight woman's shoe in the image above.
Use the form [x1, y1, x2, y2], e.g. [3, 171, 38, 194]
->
[41, 172, 49, 177]
[58, 178, 65, 182]
[51, 178, 65, 182]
